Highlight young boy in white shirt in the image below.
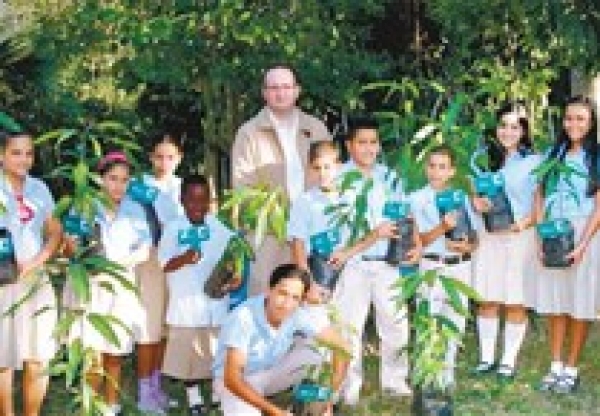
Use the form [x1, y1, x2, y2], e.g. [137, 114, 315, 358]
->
[158, 174, 234, 415]
[409, 144, 478, 386]
[331, 117, 421, 405]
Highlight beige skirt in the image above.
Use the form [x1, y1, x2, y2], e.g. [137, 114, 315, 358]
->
[67, 271, 143, 355]
[0, 274, 57, 369]
[135, 248, 167, 344]
[473, 227, 536, 305]
[529, 217, 600, 320]
[162, 326, 218, 381]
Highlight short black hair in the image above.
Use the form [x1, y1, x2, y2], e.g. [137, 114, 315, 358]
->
[345, 116, 379, 142]
[181, 174, 210, 196]
[269, 263, 312, 295]
[149, 130, 183, 153]
[0, 130, 32, 150]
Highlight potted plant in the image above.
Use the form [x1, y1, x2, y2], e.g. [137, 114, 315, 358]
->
[392, 268, 479, 416]
[532, 143, 585, 268]
[290, 305, 353, 416]
[34, 123, 141, 414]
[216, 183, 288, 305]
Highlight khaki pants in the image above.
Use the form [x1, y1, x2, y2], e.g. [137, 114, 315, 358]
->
[214, 342, 323, 415]
[420, 258, 472, 377]
[332, 259, 409, 403]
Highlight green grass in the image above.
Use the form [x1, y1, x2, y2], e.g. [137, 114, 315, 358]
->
[17, 318, 600, 415]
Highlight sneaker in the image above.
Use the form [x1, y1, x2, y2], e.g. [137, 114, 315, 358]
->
[496, 364, 516, 380]
[138, 400, 166, 415]
[341, 383, 362, 406]
[189, 403, 210, 415]
[553, 374, 579, 394]
[538, 371, 561, 392]
[382, 381, 413, 397]
[105, 404, 122, 416]
[153, 388, 180, 410]
[471, 361, 496, 375]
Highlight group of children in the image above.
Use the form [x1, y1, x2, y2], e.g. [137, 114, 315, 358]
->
[0, 94, 598, 416]
[0, 131, 231, 415]
[287, 95, 600, 406]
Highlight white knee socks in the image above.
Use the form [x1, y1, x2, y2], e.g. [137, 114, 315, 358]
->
[500, 321, 527, 368]
[477, 316, 499, 364]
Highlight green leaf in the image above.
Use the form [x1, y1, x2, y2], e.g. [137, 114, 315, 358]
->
[87, 313, 120, 347]
[53, 309, 81, 340]
[0, 112, 22, 133]
[67, 262, 91, 304]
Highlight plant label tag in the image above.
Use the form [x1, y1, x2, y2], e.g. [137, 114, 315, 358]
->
[383, 201, 409, 220]
[435, 189, 466, 213]
[475, 172, 505, 197]
[294, 383, 333, 403]
[310, 229, 340, 256]
[537, 219, 573, 239]
[178, 225, 210, 251]
[0, 229, 14, 260]
[63, 214, 92, 238]
[127, 179, 159, 205]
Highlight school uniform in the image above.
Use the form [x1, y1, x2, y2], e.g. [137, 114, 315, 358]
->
[68, 198, 151, 355]
[530, 150, 600, 320]
[287, 186, 342, 257]
[409, 184, 477, 383]
[473, 153, 541, 305]
[158, 213, 233, 380]
[134, 174, 182, 344]
[331, 161, 410, 405]
[0, 175, 58, 369]
[212, 295, 329, 416]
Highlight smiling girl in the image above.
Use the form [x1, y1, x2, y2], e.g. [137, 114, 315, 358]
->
[0, 130, 62, 416]
[471, 103, 541, 379]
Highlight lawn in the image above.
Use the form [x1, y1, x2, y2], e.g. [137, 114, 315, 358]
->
[17, 316, 600, 415]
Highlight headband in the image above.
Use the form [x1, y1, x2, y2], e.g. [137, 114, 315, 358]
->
[97, 151, 130, 171]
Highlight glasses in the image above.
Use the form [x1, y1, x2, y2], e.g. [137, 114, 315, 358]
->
[263, 84, 297, 91]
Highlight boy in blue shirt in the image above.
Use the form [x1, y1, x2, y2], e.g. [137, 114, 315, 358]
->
[409, 144, 478, 386]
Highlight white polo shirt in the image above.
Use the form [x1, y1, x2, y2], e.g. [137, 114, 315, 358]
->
[339, 161, 406, 260]
[158, 213, 234, 327]
[95, 198, 151, 270]
[141, 173, 183, 225]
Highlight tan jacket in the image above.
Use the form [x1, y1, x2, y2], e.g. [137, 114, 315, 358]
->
[231, 107, 331, 197]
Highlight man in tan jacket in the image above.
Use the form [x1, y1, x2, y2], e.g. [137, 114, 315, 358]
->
[231, 65, 331, 295]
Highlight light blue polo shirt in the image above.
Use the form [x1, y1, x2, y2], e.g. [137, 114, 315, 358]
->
[545, 150, 594, 220]
[141, 173, 183, 225]
[499, 152, 542, 222]
[339, 161, 405, 260]
[212, 295, 328, 378]
[409, 185, 479, 256]
[0, 174, 55, 263]
[287, 187, 345, 253]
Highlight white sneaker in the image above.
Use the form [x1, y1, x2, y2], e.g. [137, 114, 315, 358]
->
[105, 404, 122, 416]
[341, 383, 362, 406]
[382, 381, 413, 397]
